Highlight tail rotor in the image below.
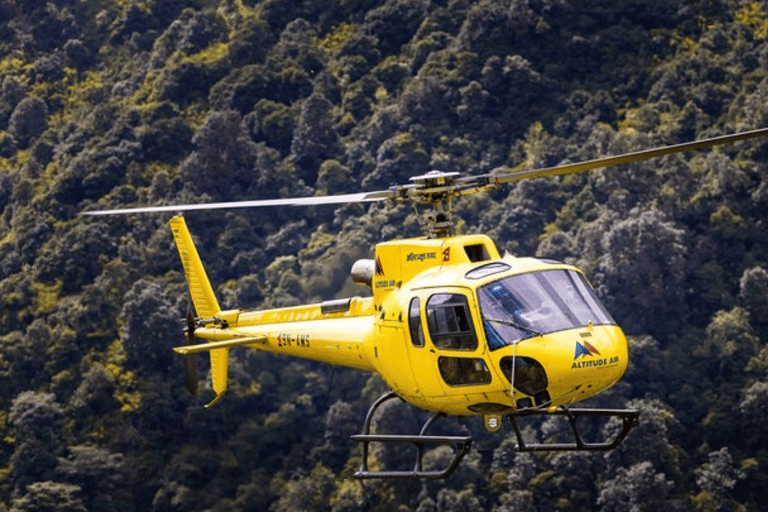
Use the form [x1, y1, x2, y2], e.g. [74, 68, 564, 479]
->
[183, 307, 199, 396]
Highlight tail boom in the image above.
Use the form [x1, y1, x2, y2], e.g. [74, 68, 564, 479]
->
[177, 310, 377, 373]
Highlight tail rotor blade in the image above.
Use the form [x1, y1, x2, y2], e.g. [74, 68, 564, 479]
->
[184, 308, 198, 396]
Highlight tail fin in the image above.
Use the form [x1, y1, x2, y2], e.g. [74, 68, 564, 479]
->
[169, 215, 228, 405]
[170, 215, 220, 318]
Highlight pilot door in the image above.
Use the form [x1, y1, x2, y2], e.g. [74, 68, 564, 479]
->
[406, 289, 494, 403]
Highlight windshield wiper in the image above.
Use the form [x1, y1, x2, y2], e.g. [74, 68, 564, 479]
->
[484, 317, 542, 337]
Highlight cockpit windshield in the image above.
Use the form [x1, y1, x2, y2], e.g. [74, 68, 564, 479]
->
[478, 269, 615, 351]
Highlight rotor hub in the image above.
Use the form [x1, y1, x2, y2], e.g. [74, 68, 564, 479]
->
[392, 171, 463, 238]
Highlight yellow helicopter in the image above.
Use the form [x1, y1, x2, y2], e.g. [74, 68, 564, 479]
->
[83, 127, 768, 479]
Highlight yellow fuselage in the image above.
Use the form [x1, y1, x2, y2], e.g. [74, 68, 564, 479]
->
[193, 234, 628, 417]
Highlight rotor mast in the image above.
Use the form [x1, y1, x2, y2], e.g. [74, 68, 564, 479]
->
[398, 171, 461, 238]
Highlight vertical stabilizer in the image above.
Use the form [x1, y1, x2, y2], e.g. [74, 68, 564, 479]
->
[169, 215, 228, 405]
[170, 216, 220, 318]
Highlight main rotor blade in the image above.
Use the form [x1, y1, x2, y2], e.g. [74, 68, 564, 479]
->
[488, 126, 768, 185]
[81, 191, 393, 216]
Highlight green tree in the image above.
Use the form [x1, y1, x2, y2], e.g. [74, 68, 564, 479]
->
[270, 463, 335, 512]
[9, 392, 66, 489]
[229, 14, 272, 66]
[119, 279, 178, 371]
[433, 486, 485, 512]
[603, 399, 682, 478]
[69, 363, 117, 416]
[691, 447, 742, 512]
[179, 109, 259, 199]
[311, 400, 358, 471]
[247, 99, 295, 155]
[739, 381, 768, 448]
[270, 18, 325, 76]
[364, 131, 429, 188]
[9, 481, 86, 512]
[29, 3, 78, 52]
[697, 307, 758, 384]
[596, 461, 675, 512]
[622, 335, 667, 399]
[8, 96, 47, 148]
[596, 208, 687, 336]
[363, 0, 429, 56]
[57, 445, 132, 512]
[290, 93, 341, 181]
[738, 266, 768, 328]
[457, 0, 534, 57]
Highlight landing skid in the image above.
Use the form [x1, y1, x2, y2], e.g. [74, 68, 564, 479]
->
[351, 393, 639, 480]
[509, 407, 639, 452]
[351, 392, 473, 480]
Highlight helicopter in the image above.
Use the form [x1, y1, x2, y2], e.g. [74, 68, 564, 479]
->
[83, 126, 768, 479]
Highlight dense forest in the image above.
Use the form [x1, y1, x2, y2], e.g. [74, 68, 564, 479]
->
[2, 0, 768, 510]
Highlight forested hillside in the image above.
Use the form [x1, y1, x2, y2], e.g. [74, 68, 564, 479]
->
[2, 0, 768, 510]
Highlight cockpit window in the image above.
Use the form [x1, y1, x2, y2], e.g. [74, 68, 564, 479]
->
[479, 270, 614, 351]
[426, 293, 478, 350]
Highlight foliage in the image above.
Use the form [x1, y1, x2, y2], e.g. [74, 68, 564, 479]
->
[1, 0, 768, 510]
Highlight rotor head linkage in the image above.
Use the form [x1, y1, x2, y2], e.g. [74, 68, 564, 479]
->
[390, 170, 463, 238]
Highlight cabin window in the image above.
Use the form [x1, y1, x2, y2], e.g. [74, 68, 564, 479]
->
[426, 293, 478, 350]
[465, 262, 510, 280]
[408, 297, 424, 347]
[438, 357, 492, 386]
